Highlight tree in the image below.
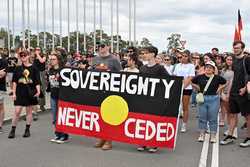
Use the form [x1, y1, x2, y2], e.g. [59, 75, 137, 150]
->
[0, 27, 154, 54]
[140, 37, 152, 47]
[166, 33, 185, 55]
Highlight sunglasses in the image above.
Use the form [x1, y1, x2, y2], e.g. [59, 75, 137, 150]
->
[50, 58, 57, 61]
[165, 59, 170, 61]
[177, 57, 182, 59]
[20, 54, 27, 58]
[99, 44, 106, 48]
[127, 50, 134, 53]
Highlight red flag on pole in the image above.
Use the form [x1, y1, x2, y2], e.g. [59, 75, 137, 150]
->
[234, 25, 240, 41]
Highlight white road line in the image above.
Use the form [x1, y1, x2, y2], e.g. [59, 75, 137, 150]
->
[211, 117, 220, 167]
[199, 133, 210, 167]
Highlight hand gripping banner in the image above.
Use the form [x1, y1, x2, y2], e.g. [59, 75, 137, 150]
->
[56, 68, 183, 149]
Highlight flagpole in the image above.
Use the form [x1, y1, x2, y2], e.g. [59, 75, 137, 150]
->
[94, 0, 96, 53]
[22, 0, 25, 48]
[116, 0, 119, 53]
[51, 0, 55, 50]
[12, 0, 15, 48]
[111, 0, 114, 53]
[67, 0, 70, 52]
[7, 0, 10, 52]
[83, 0, 86, 52]
[59, 0, 62, 47]
[43, 0, 46, 50]
[100, 0, 103, 41]
[76, 0, 79, 52]
[36, 0, 39, 47]
[133, 0, 136, 46]
[129, 0, 131, 46]
[27, 0, 30, 48]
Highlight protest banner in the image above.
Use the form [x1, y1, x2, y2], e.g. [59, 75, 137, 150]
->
[56, 68, 183, 149]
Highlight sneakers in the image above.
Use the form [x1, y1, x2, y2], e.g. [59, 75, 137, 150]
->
[137, 146, 158, 153]
[210, 134, 217, 143]
[148, 147, 158, 153]
[137, 146, 147, 151]
[197, 133, 205, 142]
[101, 141, 112, 150]
[0, 127, 3, 134]
[50, 136, 61, 143]
[94, 139, 106, 148]
[56, 137, 69, 144]
[180, 123, 187, 133]
[239, 138, 250, 148]
[23, 128, 30, 138]
[220, 135, 236, 145]
[223, 128, 238, 139]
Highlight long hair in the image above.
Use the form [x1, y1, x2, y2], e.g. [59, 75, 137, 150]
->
[222, 54, 233, 72]
[50, 51, 63, 68]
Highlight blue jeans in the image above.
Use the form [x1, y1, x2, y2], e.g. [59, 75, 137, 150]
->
[198, 95, 220, 134]
[50, 97, 58, 125]
[50, 97, 69, 139]
[191, 91, 197, 105]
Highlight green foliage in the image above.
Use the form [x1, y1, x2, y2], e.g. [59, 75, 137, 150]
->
[0, 28, 152, 53]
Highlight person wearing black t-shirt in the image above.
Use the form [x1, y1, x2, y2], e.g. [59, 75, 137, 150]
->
[137, 46, 169, 153]
[220, 41, 250, 147]
[33, 47, 46, 112]
[8, 51, 41, 139]
[6, 50, 18, 95]
[31, 48, 46, 121]
[192, 61, 226, 143]
[48, 53, 69, 144]
[0, 56, 7, 133]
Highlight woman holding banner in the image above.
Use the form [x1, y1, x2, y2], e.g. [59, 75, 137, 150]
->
[48, 52, 69, 144]
[192, 61, 226, 143]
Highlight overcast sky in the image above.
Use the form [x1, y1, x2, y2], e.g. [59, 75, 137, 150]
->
[1, 0, 250, 53]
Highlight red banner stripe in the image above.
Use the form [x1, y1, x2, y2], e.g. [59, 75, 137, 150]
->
[56, 100, 177, 149]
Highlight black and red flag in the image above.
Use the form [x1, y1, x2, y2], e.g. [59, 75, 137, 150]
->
[234, 25, 241, 41]
[56, 68, 183, 150]
[238, 9, 243, 33]
[234, 9, 243, 41]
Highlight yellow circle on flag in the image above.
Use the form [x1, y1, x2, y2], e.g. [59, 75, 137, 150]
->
[100, 95, 129, 126]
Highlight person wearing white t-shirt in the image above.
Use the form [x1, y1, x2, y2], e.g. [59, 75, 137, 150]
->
[173, 50, 195, 133]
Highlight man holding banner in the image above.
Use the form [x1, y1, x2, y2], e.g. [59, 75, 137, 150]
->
[91, 42, 122, 150]
[137, 46, 169, 153]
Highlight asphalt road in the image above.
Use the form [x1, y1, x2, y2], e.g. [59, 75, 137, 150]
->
[0, 108, 249, 167]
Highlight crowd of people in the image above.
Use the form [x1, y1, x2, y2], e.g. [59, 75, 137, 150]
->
[0, 40, 249, 153]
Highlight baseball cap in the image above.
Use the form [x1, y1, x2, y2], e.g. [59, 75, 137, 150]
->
[205, 61, 216, 69]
